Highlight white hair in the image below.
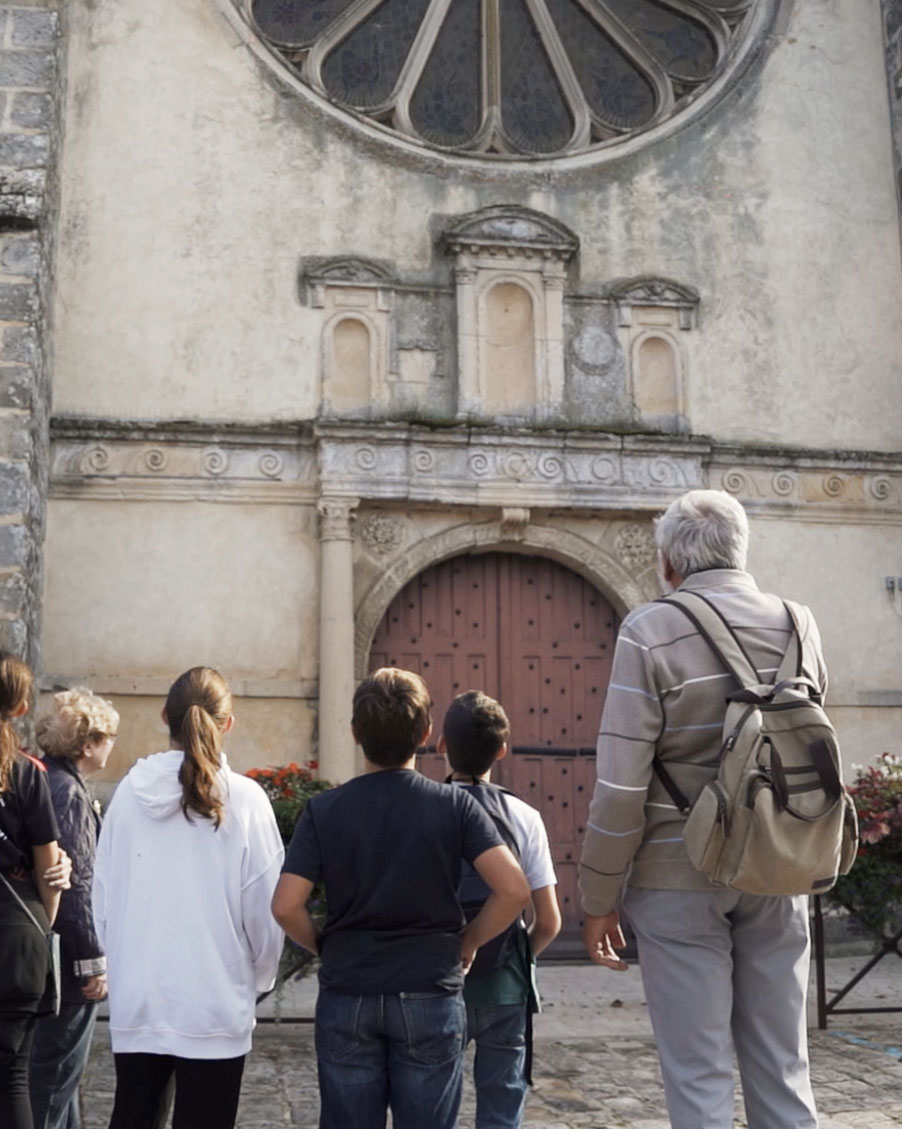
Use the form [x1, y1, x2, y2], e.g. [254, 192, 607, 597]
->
[654, 490, 749, 577]
[35, 687, 119, 760]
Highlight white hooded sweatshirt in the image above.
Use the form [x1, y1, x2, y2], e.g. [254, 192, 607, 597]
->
[93, 750, 285, 1058]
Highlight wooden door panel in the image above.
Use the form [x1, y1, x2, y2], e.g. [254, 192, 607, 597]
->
[369, 551, 619, 948]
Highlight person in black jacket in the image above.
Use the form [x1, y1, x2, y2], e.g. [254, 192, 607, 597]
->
[0, 651, 72, 1129]
[29, 688, 119, 1129]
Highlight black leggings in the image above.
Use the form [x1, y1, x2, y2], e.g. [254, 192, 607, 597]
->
[0, 1012, 37, 1129]
[109, 1051, 246, 1129]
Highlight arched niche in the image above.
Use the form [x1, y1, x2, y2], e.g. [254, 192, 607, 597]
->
[482, 280, 536, 414]
[634, 331, 682, 417]
[324, 314, 374, 416]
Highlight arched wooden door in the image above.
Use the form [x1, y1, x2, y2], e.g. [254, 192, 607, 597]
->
[368, 552, 619, 950]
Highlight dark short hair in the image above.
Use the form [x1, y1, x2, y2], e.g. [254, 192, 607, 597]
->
[352, 667, 432, 767]
[442, 690, 510, 777]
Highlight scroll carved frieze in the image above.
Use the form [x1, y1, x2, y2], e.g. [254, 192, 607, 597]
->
[50, 435, 314, 504]
[718, 465, 902, 511]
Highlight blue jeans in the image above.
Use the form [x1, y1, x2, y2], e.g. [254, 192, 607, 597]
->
[465, 1003, 527, 1129]
[29, 1002, 98, 1129]
[315, 989, 466, 1129]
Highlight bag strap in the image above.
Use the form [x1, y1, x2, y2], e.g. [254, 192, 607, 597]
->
[0, 870, 47, 936]
[658, 590, 762, 686]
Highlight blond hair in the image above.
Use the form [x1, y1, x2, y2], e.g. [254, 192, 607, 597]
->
[165, 667, 232, 829]
[35, 687, 119, 761]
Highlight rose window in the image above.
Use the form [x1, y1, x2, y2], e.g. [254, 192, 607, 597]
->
[246, 0, 761, 159]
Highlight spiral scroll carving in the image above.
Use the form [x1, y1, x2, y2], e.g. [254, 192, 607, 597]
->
[772, 472, 796, 497]
[822, 474, 845, 498]
[203, 449, 228, 476]
[259, 452, 285, 478]
[144, 448, 168, 472]
[721, 469, 749, 496]
[86, 446, 110, 472]
[870, 476, 892, 502]
[355, 447, 377, 471]
[468, 452, 492, 477]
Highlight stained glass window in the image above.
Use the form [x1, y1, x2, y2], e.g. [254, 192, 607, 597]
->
[248, 0, 760, 158]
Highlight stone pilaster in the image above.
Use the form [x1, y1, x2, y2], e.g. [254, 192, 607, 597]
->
[0, 2, 61, 665]
[317, 496, 358, 783]
[883, 2, 902, 232]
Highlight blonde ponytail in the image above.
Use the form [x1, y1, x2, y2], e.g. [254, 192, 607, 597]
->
[165, 667, 232, 829]
[0, 651, 33, 793]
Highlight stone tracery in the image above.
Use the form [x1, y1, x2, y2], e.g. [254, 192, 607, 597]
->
[247, 0, 760, 159]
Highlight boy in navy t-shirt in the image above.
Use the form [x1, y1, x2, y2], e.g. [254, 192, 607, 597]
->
[272, 667, 530, 1129]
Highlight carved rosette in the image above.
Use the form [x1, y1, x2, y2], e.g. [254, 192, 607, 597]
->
[615, 525, 657, 571]
[360, 513, 404, 556]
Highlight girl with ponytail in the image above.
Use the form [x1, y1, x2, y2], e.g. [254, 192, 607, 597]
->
[0, 651, 71, 1129]
[93, 668, 285, 1129]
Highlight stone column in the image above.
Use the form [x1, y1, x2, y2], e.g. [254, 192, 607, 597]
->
[317, 496, 358, 783]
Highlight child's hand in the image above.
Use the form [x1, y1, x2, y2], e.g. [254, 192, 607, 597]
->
[460, 928, 478, 975]
[44, 848, 72, 890]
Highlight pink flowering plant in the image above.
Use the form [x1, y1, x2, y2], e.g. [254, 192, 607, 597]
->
[246, 761, 334, 988]
[829, 753, 902, 938]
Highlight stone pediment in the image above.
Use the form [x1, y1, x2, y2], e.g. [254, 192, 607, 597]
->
[441, 206, 579, 261]
[609, 276, 700, 329]
[302, 256, 395, 286]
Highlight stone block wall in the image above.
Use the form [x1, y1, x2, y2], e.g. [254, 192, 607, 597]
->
[0, 2, 60, 665]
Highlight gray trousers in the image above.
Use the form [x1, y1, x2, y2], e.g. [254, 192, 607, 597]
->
[622, 887, 818, 1129]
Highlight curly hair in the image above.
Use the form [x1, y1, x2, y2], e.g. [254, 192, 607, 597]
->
[35, 687, 119, 761]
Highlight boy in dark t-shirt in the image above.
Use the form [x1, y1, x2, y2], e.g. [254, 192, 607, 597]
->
[272, 667, 530, 1129]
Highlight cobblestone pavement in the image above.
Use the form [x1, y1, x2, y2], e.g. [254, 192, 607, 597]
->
[81, 958, 902, 1128]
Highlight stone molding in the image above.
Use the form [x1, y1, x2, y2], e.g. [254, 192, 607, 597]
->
[39, 673, 315, 700]
[49, 424, 317, 504]
[48, 421, 902, 524]
[318, 425, 708, 509]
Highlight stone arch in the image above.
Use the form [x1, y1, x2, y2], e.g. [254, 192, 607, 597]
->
[354, 519, 650, 678]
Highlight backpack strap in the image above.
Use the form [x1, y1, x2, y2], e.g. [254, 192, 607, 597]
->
[445, 775, 522, 862]
[657, 590, 762, 686]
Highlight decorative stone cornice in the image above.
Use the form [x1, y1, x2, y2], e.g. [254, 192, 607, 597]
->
[48, 420, 316, 504]
[316, 423, 707, 510]
[47, 418, 902, 524]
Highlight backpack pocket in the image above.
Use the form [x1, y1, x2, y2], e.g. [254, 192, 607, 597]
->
[683, 782, 728, 876]
[838, 791, 859, 876]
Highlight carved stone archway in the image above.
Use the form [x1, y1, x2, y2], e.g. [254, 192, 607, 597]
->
[354, 516, 652, 679]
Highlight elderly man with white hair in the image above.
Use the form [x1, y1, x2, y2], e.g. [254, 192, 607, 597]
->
[579, 489, 826, 1129]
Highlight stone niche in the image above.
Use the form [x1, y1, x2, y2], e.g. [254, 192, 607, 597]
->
[441, 206, 579, 425]
[611, 278, 699, 433]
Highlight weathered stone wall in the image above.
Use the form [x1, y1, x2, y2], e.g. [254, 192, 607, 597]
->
[0, 1, 60, 666]
[43, 0, 902, 777]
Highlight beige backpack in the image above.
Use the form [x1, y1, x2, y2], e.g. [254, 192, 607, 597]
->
[654, 592, 858, 896]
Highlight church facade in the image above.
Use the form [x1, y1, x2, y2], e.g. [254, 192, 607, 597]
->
[2, 4, 902, 928]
